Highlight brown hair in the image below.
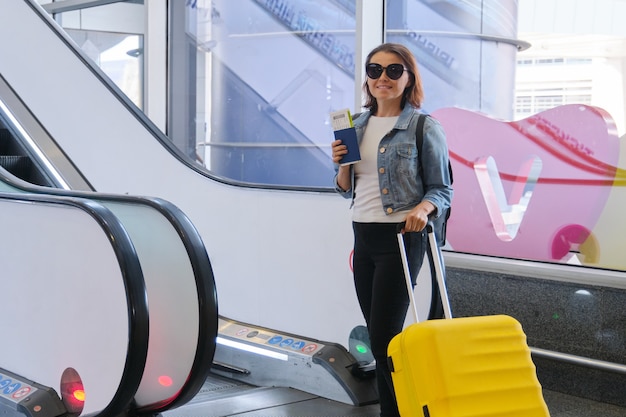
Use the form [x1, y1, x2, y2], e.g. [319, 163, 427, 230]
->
[362, 43, 424, 113]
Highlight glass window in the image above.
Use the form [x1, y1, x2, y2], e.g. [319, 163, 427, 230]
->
[65, 29, 143, 109]
[45, 2, 145, 110]
[385, 0, 520, 119]
[514, 6, 626, 271]
[172, 0, 356, 187]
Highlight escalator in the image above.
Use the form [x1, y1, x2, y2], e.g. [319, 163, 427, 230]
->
[0, 94, 220, 415]
[0, 129, 52, 186]
[0, 52, 219, 417]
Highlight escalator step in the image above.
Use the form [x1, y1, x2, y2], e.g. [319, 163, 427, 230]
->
[0, 155, 33, 180]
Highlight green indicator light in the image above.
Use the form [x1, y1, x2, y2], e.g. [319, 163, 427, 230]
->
[356, 344, 368, 354]
[552, 313, 560, 320]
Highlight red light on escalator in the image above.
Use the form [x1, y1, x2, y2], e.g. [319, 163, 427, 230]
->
[158, 375, 173, 387]
[60, 367, 85, 415]
[73, 389, 86, 402]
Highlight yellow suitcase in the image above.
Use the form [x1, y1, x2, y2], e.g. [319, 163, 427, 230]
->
[388, 315, 549, 417]
[388, 224, 550, 416]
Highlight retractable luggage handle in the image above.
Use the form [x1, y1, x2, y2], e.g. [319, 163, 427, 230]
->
[396, 222, 453, 324]
[424, 222, 453, 320]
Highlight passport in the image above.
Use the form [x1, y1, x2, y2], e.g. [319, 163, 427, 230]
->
[330, 108, 361, 166]
[334, 127, 361, 165]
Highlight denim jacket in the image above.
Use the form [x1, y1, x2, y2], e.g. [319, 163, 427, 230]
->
[334, 105, 453, 219]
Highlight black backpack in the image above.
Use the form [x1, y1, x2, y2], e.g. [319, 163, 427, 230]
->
[416, 113, 453, 246]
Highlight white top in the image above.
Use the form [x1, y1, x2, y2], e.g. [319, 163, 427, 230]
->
[353, 116, 409, 223]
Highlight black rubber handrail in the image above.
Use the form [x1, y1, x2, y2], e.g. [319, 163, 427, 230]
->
[138, 197, 219, 412]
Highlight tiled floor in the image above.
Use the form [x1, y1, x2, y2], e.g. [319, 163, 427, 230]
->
[543, 389, 626, 417]
[2, 376, 625, 417]
[160, 374, 626, 417]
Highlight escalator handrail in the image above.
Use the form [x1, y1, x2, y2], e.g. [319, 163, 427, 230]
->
[0, 167, 218, 412]
[137, 196, 219, 412]
[0, 191, 150, 417]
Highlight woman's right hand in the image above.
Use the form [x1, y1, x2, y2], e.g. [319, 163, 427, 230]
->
[331, 140, 348, 164]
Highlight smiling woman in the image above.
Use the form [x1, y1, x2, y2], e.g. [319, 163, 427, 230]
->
[332, 43, 453, 417]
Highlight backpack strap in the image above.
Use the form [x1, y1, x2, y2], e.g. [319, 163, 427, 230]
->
[415, 113, 451, 246]
[416, 113, 427, 180]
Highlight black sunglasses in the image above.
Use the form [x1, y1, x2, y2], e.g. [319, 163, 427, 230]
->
[366, 63, 409, 80]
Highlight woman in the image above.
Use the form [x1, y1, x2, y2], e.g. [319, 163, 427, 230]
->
[332, 43, 453, 417]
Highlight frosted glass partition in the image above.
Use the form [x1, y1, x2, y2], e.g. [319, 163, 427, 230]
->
[0, 193, 149, 417]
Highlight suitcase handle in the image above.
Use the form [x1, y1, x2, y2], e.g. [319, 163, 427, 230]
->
[395, 221, 434, 234]
[397, 221, 453, 324]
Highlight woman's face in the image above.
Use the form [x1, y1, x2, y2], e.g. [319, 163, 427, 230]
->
[366, 51, 411, 109]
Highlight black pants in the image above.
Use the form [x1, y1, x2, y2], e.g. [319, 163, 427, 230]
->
[352, 222, 426, 417]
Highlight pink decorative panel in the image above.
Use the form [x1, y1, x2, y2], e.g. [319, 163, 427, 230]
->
[433, 105, 621, 266]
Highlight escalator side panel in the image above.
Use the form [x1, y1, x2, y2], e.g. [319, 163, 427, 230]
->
[0, 194, 149, 417]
